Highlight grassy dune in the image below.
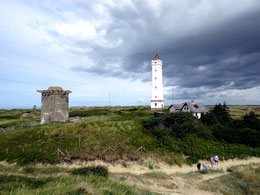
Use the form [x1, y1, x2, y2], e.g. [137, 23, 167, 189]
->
[0, 105, 259, 166]
[200, 163, 260, 194]
[0, 161, 259, 194]
[0, 163, 154, 194]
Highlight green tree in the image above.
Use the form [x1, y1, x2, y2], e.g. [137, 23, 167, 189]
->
[211, 102, 232, 124]
[243, 111, 260, 131]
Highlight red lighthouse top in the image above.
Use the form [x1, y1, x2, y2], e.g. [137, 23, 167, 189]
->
[154, 52, 160, 59]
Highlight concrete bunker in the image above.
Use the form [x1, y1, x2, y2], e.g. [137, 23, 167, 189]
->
[37, 86, 72, 124]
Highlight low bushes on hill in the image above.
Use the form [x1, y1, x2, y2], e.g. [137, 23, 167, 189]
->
[141, 109, 260, 164]
[201, 103, 260, 147]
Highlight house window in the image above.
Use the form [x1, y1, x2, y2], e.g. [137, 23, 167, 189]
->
[155, 77, 157, 80]
[155, 103, 157, 106]
[155, 86, 157, 89]
[155, 70, 157, 72]
[155, 96, 157, 98]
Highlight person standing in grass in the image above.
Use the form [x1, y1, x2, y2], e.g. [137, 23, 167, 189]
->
[203, 162, 208, 170]
[214, 155, 219, 165]
[210, 156, 214, 168]
[197, 162, 201, 170]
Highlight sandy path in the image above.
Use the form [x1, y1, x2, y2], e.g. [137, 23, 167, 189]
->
[60, 158, 260, 195]
[61, 157, 260, 175]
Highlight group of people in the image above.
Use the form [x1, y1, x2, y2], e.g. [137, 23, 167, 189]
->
[197, 155, 219, 170]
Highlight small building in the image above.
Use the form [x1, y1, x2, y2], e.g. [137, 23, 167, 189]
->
[169, 101, 208, 119]
[37, 86, 72, 124]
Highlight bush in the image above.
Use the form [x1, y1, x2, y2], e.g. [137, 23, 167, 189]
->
[142, 112, 212, 139]
[71, 166, 108, 177]
[199, 169, 224, 174]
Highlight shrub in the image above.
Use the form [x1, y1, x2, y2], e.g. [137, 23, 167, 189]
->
[142, 112, 209, 139]
[71, 166, 108, 177]
[199, 169, 224, 174]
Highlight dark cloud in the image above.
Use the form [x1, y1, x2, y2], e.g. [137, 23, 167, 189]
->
[55, 1, 260, 100]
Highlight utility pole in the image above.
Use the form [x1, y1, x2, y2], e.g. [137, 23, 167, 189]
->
[171, 84, 174, 105]
[109, 91, 110, 106]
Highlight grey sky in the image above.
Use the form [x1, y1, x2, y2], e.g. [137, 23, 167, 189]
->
[1, 0, 260, 107]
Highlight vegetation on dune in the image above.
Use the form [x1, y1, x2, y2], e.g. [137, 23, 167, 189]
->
[0, 109, 40, 128]
[0, 105, 259, 166]
[201, 163, 260, 194]
[71, 166, 109, 177]
[142, 103, 260, 163]
[0, 163, 154, 195]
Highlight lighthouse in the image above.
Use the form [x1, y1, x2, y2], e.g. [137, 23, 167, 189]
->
[151, 52, 164, 109]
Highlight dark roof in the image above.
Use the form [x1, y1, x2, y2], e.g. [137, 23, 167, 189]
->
[182, 102, 208, 113]
[169, 104, 183, 110]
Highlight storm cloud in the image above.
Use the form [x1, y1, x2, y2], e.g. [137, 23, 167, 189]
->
[2, 0, 259, 107]
[42, 0, 260, 101]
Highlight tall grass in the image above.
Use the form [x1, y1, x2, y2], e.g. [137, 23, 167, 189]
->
[201, 164, 260, 194]
[0, 163, 154, 194]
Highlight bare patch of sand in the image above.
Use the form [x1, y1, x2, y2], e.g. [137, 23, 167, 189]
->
[60, 157, 260, 175]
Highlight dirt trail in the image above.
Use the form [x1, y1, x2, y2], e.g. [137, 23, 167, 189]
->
[66, 157, 260, 175]
[60, 158, 260, 195]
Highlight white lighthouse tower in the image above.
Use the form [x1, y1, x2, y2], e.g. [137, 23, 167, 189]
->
[151, 52, 164, 109]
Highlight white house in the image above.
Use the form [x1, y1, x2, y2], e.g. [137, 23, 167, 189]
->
[169, 100, 208, 119]
[151, 52, 164, 109]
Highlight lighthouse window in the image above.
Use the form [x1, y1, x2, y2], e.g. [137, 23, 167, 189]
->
[155, 86, 157, 89]
[155, 70, 157, 72]
[155, 96, 157, 98]
[155, 77, 157, 80]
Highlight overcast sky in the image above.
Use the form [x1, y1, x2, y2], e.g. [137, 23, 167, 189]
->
[1, 0, 260, 108]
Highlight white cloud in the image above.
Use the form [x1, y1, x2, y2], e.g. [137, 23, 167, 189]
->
[51, 20, 97, 41]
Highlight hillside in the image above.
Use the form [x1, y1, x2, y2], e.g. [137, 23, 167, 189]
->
[0, 105, 259, 166]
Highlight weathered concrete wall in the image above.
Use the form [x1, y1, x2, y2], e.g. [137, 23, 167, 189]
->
[37, 86, 72, 124]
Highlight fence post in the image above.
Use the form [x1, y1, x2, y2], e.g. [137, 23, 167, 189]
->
[101, 146, 116, 155]
[135, 146, 145, 153]
[65, 149, 70, 156]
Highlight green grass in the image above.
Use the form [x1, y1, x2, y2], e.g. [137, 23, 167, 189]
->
[142, 171, 169, 179]
[71, 166, 109, 177]
[176, 168, 224, 179]
[200, 163, 260, 194]
[0, 106, 259, 166]
[0, 163, 155, 194]
[0, 109, 40, 128]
